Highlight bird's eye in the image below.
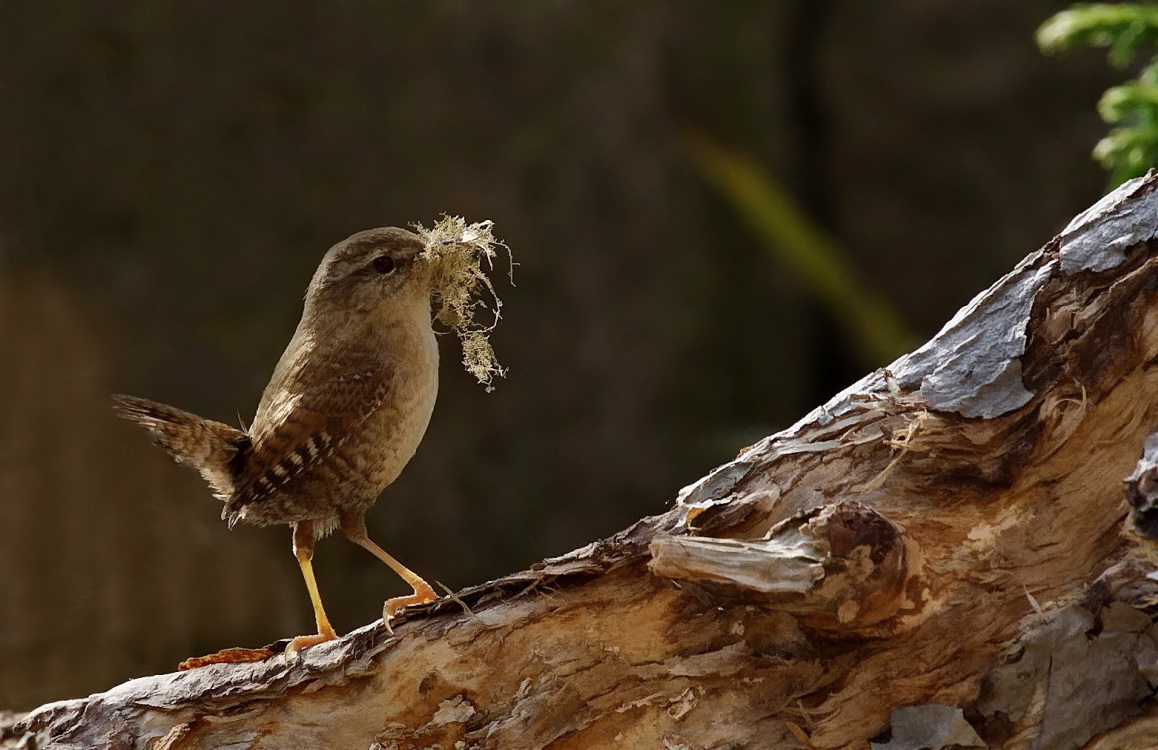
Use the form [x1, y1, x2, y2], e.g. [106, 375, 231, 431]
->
[372, 255, 396, 274]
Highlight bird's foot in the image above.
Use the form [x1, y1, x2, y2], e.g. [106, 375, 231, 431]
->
[382, 581, 439, 631]
[285, 627, 339, 656]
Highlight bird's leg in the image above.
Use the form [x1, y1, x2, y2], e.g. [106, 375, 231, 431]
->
[286, 521, 339, 654]
[340, 514, 437, 627]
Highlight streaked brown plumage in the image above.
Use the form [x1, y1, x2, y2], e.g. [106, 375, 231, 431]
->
[115, 227, 440, 651]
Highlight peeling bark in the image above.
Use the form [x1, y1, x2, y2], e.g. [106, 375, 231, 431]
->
[6, 175, 1158, 749]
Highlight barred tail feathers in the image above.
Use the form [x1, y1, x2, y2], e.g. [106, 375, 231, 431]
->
[112, 394, 248, 501]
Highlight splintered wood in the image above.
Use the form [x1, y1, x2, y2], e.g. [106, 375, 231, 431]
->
[6, 177, 1158, 749]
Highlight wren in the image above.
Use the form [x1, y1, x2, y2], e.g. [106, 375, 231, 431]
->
[115, 227, 441, 651]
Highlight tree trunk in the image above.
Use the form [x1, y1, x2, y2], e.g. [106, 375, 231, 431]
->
[6, 175, 1158, 750]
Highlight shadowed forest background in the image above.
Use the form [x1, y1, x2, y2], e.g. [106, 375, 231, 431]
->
[0, 1, 1123, 711]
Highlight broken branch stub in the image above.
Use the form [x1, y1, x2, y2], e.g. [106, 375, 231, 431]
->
[6, 174, 1158, 749]
[650, 502, 914, 636]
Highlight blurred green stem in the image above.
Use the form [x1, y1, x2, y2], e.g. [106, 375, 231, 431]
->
[686, 133, 916, 366]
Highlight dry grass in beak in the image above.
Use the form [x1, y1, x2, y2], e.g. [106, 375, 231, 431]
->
[415, 217, 511, 390]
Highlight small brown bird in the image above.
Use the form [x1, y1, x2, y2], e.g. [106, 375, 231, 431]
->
[115, 227, 441, 652]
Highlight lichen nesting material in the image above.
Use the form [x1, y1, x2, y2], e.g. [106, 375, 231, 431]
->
[415, 217, 511, 390]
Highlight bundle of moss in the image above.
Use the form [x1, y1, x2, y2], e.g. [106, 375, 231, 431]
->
[416, 217, 511, 390]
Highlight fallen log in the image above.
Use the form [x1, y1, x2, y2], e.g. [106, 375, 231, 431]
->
[5, 174, 1158, 750]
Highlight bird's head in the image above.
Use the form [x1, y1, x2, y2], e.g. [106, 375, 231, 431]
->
[304, 227, 433, 320]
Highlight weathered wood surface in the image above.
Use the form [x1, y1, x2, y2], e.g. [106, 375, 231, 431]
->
[5, 175, 1158, 749]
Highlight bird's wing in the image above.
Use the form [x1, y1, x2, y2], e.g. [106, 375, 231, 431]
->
[224, 364, 390, 522]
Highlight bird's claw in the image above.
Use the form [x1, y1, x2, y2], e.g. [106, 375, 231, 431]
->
[381, 582, 439, 631]
[285, 629, 338, 656]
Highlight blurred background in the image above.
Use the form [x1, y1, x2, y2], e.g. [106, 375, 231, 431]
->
[0, 1, 1126, 711]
